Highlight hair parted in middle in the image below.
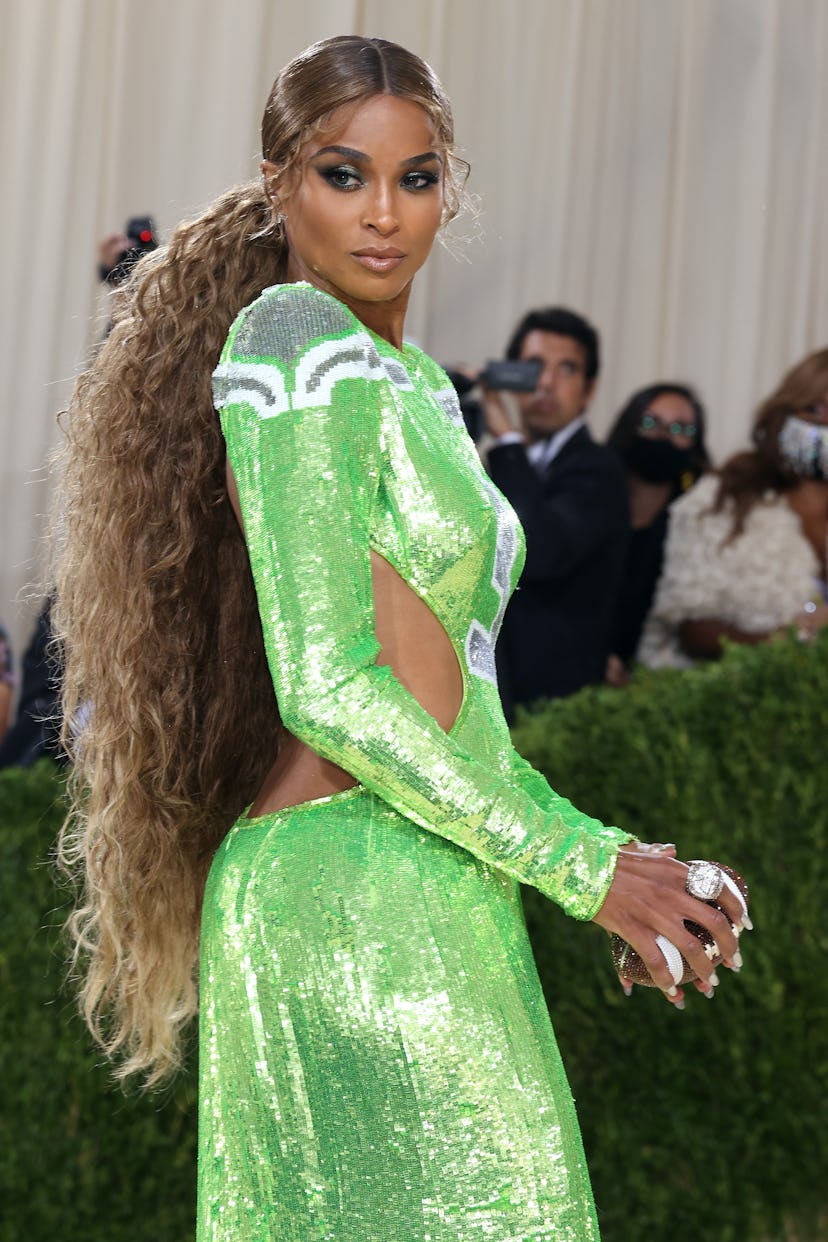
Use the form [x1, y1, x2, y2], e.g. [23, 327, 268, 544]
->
[52, 34, 465, 1087]
[262, 36, 468, 225]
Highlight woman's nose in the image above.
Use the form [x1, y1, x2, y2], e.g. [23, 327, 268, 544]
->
[363, 187, 400, 235]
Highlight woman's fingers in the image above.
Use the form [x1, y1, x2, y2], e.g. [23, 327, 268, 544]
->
[630, 841, 677, 858]
[479, 390, 514, 438]
[674, 913, 731, 981]
[595, 847, 750, 993]
[679, 866, 750, 968]
[717, 867, 752, 930]
[692, 975, 718, 999]
[632, 932, 685, 994]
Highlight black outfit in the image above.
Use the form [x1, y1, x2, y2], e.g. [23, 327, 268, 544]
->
[0, 602, 63, 770]
[488, 427, 629, 714]
[611, 506, 670, 664]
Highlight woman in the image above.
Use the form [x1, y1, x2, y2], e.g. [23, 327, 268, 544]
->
[605, 383, 710, 683]
[639, 350, 828, 669]
[54, 37, 745, 1240]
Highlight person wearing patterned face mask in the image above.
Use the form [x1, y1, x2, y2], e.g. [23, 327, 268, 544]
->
[778, 398, 828, 481]
[638, 349, 828, 669]
[604, 384, 711, 683]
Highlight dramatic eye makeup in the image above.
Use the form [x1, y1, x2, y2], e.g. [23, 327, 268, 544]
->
[400, 168, 441, 190]
[317, 164, 364, 190]
[399, 151, 443, 190]
[310, 145, 443, 192]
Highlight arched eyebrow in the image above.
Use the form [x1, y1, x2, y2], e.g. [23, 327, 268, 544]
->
[311, 145, 442, 168]
[402, 151, 443, 167]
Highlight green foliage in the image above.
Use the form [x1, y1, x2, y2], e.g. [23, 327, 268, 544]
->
[515, 633, 828, 1242]
[0, 762, 197, 1242]
[2, 633, 826, 1240]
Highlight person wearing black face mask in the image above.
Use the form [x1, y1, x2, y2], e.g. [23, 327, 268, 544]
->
[605, 384, 710, 682]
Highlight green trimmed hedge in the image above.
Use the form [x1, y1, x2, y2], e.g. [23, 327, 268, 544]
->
[0, 763, 197, 1242]
[2, 632, 826, 1240]
[515, 632, 828, 1242]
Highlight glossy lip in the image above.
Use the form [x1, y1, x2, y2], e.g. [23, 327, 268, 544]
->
[352, 247, 407, 273]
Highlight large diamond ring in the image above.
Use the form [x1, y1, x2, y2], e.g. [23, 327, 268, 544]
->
[686, 860, 724, 902]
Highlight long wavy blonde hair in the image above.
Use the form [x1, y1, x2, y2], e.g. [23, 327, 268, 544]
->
[53, 35, 466, 1086]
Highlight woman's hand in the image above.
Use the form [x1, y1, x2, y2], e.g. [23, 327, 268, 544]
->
[605, 653, 630, 687]
[451, 368, 523, 440]
[790, 601, 828, 641]
[681, 604, 828, 659]
[479, 387, 517, 439]
[593, 842, 749, 1006]
[679, 617, 770, 658]
[98, 232, 131, 273]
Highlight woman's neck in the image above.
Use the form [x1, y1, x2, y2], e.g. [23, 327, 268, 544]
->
[786, 477, 828, 511]
[285, 258, 411, 350]
[627, 474, 673, 530]
[347, 298, 409, 350]
[786, 479, 828, 572]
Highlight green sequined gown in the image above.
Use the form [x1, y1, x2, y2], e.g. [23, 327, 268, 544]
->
[199, 283, 630, 1241]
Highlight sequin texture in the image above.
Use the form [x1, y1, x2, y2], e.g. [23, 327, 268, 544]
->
[199, 283, 631, 1240]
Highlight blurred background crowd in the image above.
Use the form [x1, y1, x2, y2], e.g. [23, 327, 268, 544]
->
[3, 0, 827, 754]
[2, 3, 827, 1239]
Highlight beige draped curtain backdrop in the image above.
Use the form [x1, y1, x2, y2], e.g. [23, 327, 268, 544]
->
[1, 0, 826, 662]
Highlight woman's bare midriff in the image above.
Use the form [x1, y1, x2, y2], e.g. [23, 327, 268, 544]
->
[247, 550, 464, 817]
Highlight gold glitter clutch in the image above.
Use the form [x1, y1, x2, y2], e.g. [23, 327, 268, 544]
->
[609, 863, 749, 987]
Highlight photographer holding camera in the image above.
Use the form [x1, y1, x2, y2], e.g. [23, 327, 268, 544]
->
[476, 306, 629, 717]
[98, 216, 159, 287]
[95, 217, 159, 343]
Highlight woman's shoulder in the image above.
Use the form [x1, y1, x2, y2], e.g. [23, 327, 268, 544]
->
[669, 473, 792, 530]
[659, 475, 724, 548]
[665, 474, 814, 583]
[223, 282, 369, 364]
[213, 285, 389, 420]
[243, 280, 359, 324]
[670, 472, 719, 516]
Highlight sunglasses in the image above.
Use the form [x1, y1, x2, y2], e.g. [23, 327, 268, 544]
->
[639, 413, 698, 440]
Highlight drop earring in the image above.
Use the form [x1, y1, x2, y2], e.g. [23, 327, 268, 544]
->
[264, 178, 285, 230]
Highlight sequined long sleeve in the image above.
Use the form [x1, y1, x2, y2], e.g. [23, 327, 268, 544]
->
[213, 284, 630, 920]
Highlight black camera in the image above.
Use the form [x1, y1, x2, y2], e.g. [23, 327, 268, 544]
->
[125, 216, 158, 252]
[100, 215, 159, 286]
[478, 359, 542, 392]
[445, 359, 541, 442]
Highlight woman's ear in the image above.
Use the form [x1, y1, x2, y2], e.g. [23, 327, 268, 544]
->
[260, 159, 286, 224]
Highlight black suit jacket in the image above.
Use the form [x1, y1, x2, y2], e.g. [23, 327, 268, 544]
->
[488, 425, 629, 712]
[0, 602, 63, 770]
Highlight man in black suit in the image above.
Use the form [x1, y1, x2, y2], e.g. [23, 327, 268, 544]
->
[483, 307, 629, 715]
